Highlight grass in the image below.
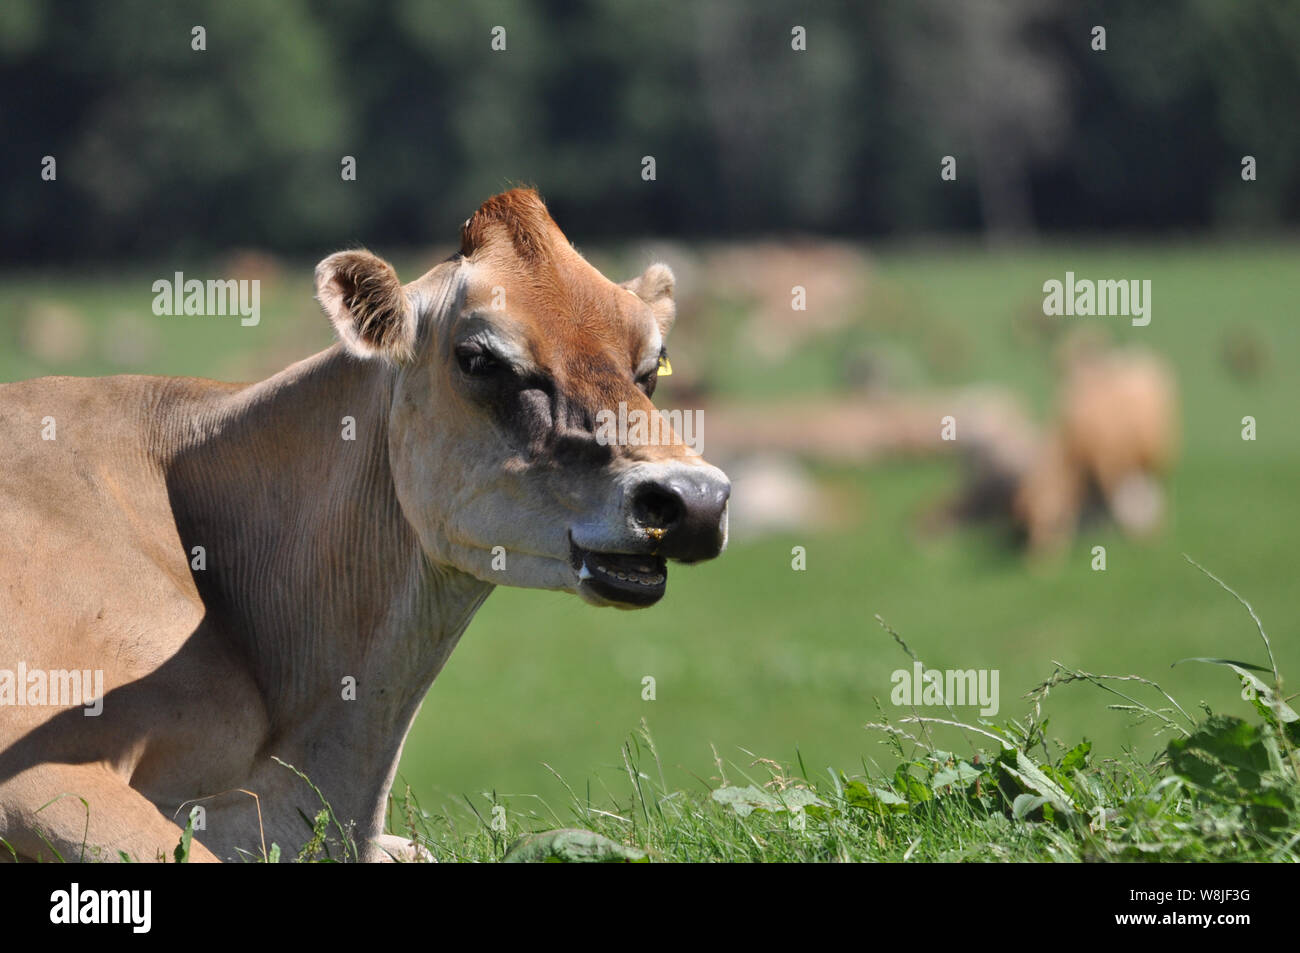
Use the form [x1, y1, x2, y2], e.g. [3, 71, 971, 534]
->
[381, 560, 1300, 862]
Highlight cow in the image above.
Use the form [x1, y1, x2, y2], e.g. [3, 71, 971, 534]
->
[0, 188, 730, 862]
[1014, 341, 1179, 555]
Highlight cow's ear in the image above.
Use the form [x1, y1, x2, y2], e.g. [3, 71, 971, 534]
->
[315, 250, 415, 362]
[622, 263, 676, 337]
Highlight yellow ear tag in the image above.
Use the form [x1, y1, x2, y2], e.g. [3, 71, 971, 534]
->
[657, 354, 673, 377]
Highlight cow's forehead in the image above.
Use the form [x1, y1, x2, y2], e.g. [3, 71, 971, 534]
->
[449, 188, 662, 372]
[458, 253, 658, 368]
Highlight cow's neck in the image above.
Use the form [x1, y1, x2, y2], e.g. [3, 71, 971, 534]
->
[166, 345, 492, 798]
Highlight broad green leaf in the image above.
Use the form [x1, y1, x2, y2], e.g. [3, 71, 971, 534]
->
[998, 750, 1074, 814]
[1166, 715, 1272, 793]
[842, 780, 908, 815]
[931, 762, 982, 790]
[1012, 794, 1049, 820]
[502, 829, 647, 863]
[893, 765, 933, 803]
[1060, 741, 1092, 773]
[711, 785, 827, 817]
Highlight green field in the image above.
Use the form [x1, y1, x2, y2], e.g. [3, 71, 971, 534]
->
[4, 241, 1297, 859]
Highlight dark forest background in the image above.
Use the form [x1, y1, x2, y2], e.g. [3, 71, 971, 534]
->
[3, 0, 1298, 263]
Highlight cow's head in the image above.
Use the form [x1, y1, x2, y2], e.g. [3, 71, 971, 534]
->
[315, 188, 729, 608]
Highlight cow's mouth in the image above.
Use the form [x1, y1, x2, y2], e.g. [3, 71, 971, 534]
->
[570, 542, 667, 607]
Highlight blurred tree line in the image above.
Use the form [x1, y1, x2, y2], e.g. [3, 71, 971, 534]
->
[2, 0, 1297, 263]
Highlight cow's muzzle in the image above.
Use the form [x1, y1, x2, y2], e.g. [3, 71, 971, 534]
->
[569, 464, 729, 608]
[629, 467, 730, 563]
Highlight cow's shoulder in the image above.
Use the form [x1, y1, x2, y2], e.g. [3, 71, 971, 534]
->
[0, 374, 240, 638]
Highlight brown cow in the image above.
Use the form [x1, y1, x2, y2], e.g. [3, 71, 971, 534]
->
[1014, 342, 1179, 554]
[0, 188, 729, 862]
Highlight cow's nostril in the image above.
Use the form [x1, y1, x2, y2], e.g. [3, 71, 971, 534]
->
[627, 469, 729, 562]
[631, 482, 684, 530]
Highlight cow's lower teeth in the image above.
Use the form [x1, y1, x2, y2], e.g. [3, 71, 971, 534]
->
[584, 555, 664, 587]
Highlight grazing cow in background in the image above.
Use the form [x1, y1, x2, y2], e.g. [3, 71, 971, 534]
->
[920, 335, 1179, 556]
[0, 188, 729, 862]
[1014, 342, 1179, 554]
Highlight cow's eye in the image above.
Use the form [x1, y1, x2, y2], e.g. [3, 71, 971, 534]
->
[636, 370, 658, 398]
[455, 343, 506, 378]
